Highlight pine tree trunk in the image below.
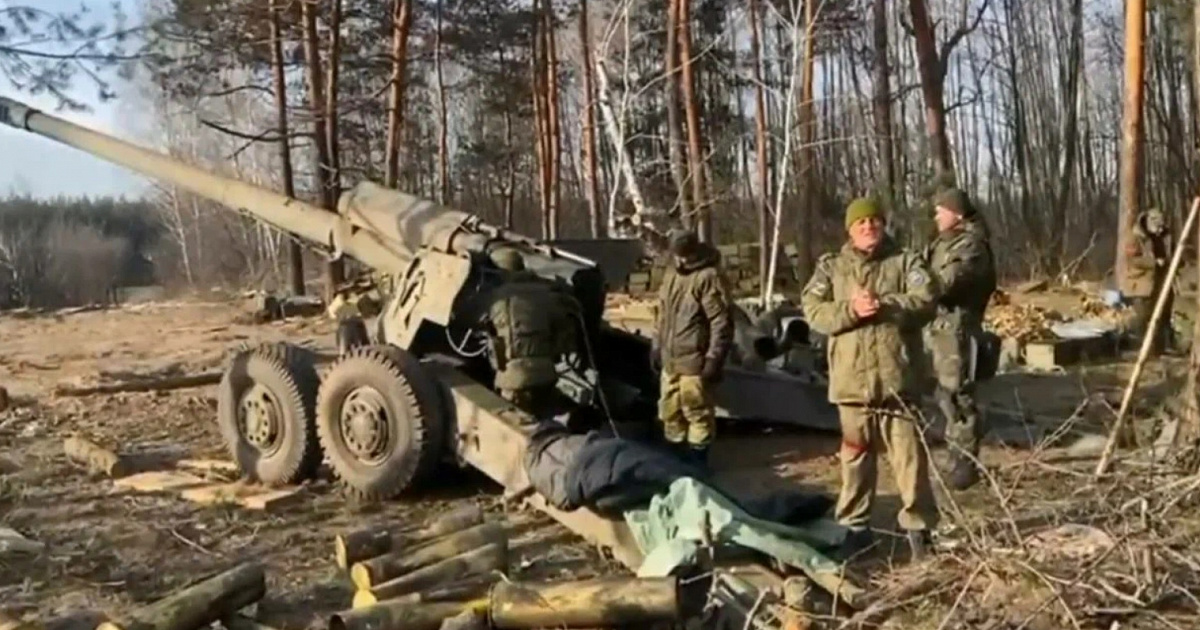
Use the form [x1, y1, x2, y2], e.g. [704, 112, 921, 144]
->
[384, 0, 412, 190]
[665, 0, 691, 225]
[300, 0, 344, 299]
[795, 0, 817, 284]
[435, 0, 448, 205]
[749, 0, 770, 292]
[1117, 0, 1147, 293]
[268, 0, 304, 296]
[872, 0, 896, 209]
[908, 0, 956, 185]
[677, 0, 709, 241]
[579, 0, 602, 238]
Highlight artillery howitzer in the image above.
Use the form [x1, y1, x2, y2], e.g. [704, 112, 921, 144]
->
[0, 96, 673, 499]
[0, 98, 845, 598]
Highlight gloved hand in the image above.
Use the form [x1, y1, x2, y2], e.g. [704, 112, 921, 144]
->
[701, 357, 723, 384]
[650, 344, 662, 372]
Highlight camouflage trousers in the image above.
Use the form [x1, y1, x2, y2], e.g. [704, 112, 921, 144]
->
[500, 385, 558, 422]
[926, 321, 985, 457]
[836, 404, 939, 532]
[658, 372, 715, 447]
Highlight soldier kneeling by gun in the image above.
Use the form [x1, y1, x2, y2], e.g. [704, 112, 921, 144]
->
[478, 248, 583, 421]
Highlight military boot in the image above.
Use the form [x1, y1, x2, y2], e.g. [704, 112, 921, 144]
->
[838, 528, 875, 561]
[907, 529, 933, 561]
[665, 441, 690, 463]
[948, 452, 981, 490]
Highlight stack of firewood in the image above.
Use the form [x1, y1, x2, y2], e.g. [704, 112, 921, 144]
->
[986, 302, 1067, 342]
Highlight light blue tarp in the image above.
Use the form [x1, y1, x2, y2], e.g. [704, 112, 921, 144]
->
[623, 477, 848, 577]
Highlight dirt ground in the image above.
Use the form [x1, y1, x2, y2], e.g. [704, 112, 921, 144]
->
[0, 287, 1194, 629]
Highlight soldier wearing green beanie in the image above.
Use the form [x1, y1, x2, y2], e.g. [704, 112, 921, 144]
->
[801, 195, 940, 560]
[924, 187, 996, 491]
[844, 196, 884, 231]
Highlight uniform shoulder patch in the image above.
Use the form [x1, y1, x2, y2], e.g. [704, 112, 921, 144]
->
[805, 279, 831, 298]
[907, 266, 929, 287]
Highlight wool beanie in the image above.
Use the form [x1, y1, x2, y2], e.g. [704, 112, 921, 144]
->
[844, 197, 883, 230]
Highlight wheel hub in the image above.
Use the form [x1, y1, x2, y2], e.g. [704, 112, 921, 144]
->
[239, 384, 282, 453]
[341, 387, 390, 463]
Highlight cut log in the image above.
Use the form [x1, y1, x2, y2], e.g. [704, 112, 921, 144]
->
[63, 437, 132, 478]
[55, 371, 223, 397]
[354, 543, 507, 608]
[350, 522, 506, 589]
[334, 504, 485, 569]
[95, 562, 265, 630]
[488, 577, 680, 628]
[330, 601, 479, 630]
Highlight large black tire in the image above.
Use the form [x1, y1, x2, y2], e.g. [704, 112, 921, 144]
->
[315, 345, 447, 500]
[217, 342, 322, 485]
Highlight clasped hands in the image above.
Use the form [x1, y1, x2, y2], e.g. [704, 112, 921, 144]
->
[851, 286, 880, 319]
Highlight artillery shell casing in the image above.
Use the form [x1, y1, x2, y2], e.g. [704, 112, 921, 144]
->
[351, 574, 500, 610]
[329, 601, 482, 630]
[335, 505, 486, 570]
[96, 562, 266, 630]
[350, 522, 506, 589]
[488, 577, 680, 628]
[354, 542, 508, 608]
[335, 529, 392, 571]
[420, 505, 485, 538]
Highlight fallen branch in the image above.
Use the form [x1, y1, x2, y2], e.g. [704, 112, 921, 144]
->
[53, 371, 223, 397]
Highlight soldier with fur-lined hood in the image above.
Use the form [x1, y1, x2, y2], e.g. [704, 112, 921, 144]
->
[1123, 208, 1173, 354]
[651, 228, 734, 467]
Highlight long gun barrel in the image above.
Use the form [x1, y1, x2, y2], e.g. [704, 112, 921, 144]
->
[0, 96, 591, 275]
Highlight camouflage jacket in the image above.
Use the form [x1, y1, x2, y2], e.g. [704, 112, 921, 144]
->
[925, 217, 996, 329]
[480, 271, 581, 390]
[801, 237, 938, 405]
[654, 244, 734, 376]
[1123, 226, 1170, 298]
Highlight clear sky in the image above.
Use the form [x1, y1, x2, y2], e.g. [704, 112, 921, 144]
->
[0, 0, 149, 199]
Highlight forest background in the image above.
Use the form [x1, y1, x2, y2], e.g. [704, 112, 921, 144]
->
[0, 0, 1187, 308]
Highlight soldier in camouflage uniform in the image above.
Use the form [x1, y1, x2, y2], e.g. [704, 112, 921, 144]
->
[651, 229, 734, 467]
[801, 197, 940, 560]
[1123, 208, 1173, 355]
[924, 188, 997, 491]
[480, 248, 582, 420]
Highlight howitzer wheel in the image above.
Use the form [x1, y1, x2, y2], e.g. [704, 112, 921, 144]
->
[217, 342, 321, 485]
[316, 345, 447, 500]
